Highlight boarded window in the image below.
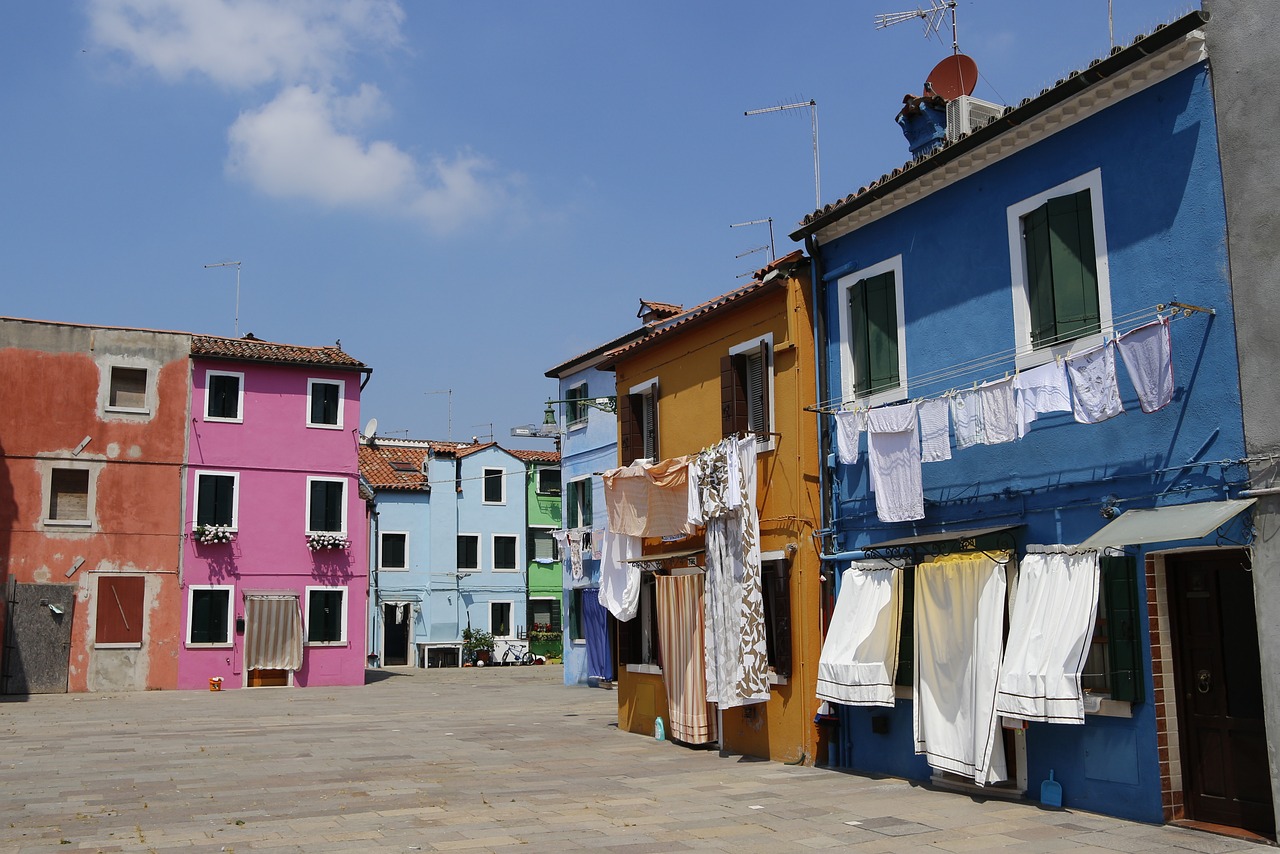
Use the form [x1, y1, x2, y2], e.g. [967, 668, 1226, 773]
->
[483, 468, 504, 503]
[457, 534, 479, 570]
[48, 468, 89, 521]
[381, 533, 407, 569]
[308, 380, 341, 426]
[308, 480, 344, 532]
[189, 588, 231, 644]
[96, 575, 145, 645]
[1024, 188, 1100, 349]
[109, 367, 147, 409]
[307, 588, 345, 643]
[196, 473, 236, 527]
[494, 535, 518, 570]
[849, 271, 900, 397]
[207, 373, 241, 419]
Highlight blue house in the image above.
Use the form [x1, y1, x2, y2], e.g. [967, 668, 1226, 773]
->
[793, 10, 1272, 837]
[545, 303, 677, 686]
[360, 439, 530, 667]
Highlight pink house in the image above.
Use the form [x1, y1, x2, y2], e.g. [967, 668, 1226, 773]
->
[177, 335, 372, 689]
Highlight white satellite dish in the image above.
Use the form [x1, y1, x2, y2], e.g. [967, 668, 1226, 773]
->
[364, 417, 378, 439]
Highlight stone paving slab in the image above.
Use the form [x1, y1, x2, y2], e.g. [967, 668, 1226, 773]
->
[0, 665, 1269, 853]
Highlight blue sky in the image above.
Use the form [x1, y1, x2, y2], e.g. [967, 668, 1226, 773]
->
[0, 1, 1196, 445]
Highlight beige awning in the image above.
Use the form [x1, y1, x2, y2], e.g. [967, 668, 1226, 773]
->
[244, 594, 303, 671]
[1078, 498, 1256, 550]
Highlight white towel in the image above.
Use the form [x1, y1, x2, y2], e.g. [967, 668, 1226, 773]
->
[997, 551, 1100, 724]
[598, 530, 641, 621]
[833, 409, 867, 465]
[1066, 343, 1124, 424]
[816, 564, 901, 707]
[866, 402, 924, 523]
[950, 390, 984, 450]
[1013, 361, 1073, 438]
[918, 398, 952, 463]
[977, 377, 1017, 445]
[1116, 318, 1174, 414]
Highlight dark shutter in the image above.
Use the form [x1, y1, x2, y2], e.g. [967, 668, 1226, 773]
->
[191, 588, 230, 644]
[894, 566, 915, 687]
[1046, 189, 1100, 341]
[618, 390, 638, 465]
[96, 576, 145, 644]
[752, 339, 771, 436]
[310, 481, 343, 531]
[1101, 554, 1144, 702]
[617, 606, 641, 664]
[1024, 202, 1058, 348]
[308, 589, 344, 642]
[549, 598, 562, 632]
[761, 560, 792, 676]
[863, 272, 899, 395]
[382, 533, 406, 568]
[567, 482, 580, 529]
[209, 374, 239, 418]
[581, 481, 594, 528]
[311, 382, 339, 425]
[721, 354, 748, 438]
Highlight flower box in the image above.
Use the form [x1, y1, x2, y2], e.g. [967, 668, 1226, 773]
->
[307, 532, 350, 550]
[194, 525, 236, 545]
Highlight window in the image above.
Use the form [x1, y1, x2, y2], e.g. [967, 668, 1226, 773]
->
[723, 335, 773, 447]
[96, 575, 144, 646]
[490, 601, 513, 639]
[482, 467, 505, 504]
[306, 586, 347, 644]
[566, 478, 593, 529]
[528, 597, 562, 632]
[307, 478, 346, 533]
[839, 256, 906, 406]
[457, 534, 479, 570]
[760, 559, 793, 677]
[380, 532, 407, 570]
[187, 586, 233, 645]
[569, 588, 586, 642]
[48, 468, 90, 523]
[1081, 554, 1144, 702]
[566, 382, 589, 428]
[307, 379, 344, 428]
[493, 534, 518, 571]
[536, 466, 561, 496]
[619, 573, 659, 667]
[1009, 169, 1112, 368]
[107, 366, 148, 411]
[619, 379, 658, 463]
[194, 472, 238, 529]
[205, 371, 244, 421]
[530, 529, 559, 562]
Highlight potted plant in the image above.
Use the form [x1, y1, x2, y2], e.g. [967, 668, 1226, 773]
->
[462, 627, 494, 666]
[306, 531, 350, 550]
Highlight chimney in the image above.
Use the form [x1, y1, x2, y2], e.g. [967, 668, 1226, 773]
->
[896, 83, 948, 157]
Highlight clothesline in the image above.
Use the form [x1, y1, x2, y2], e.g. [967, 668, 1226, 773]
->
[809, 301, 1207, 415]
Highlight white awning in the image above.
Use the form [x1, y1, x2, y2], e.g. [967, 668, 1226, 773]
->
[1079, 498, 1256, 549]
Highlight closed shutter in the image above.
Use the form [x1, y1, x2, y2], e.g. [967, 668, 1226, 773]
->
[310, 383, 339, 424]
[748, 340, 769, 436]
[581, 482, 593, 528]
[190, 588, 230, 644]
[209, 374, 239, 418]
[381, 533, 406, 568]
[309, 481, 343, 531]
[894, 566, 915, 687]
[1046, 189, 1100, 341]
[197, 474, 235, 527]
[548, 598, 562, 632]
[721, 355, 748, 438]
[1101, 554, 1144, 702]
[307, 589, 344, 643]
[96, 575, 145, 644]
[863, 272, 899, 395]
[761, 560, 792, 676]
[641, 384, 658, 460]
[618, 390, 640, 465]
[566, 482, 580, 529]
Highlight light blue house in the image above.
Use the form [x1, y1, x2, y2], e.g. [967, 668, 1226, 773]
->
[793, 11, 1272, 836]
[360, 439, 529, 667]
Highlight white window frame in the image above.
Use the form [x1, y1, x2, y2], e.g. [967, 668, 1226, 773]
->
[457, 532, 481, 572]
[193, 470, 240, 530]
[530, 526, 559, 562]
[379, 531, 409, 571]
[491, 533, 520, 572]
[489, 600, 515, 640]
[1008, 168, 1114, 370]
[481, 466, 506, 505]
[566, 476, 593, 530]
[305, 585, 348, 646]
[628, 378, 660, 462]
[306, 378, 345, 429]
[305, 476, 347, 535]
[536, 465, 561, 496]
[837, 254, 907, 408]
[104, 364, 151, 415]
[728, 332, 776, 452]
[186, 585, 235, 647]
[204, 370, 245, 423]
[566, 381, 590, 430]
[41, 461, 97, 529]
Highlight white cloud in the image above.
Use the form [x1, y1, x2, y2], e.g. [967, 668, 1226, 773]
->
[89, 0, 515, 233]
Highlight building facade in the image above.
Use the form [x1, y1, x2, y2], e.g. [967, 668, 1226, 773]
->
[511, 449, 562, 661]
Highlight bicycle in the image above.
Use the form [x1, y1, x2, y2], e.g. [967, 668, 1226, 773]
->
[495, 641, 535, 666]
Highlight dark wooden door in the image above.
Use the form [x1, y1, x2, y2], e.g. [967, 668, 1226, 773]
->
[1168, 552, 1274, 836]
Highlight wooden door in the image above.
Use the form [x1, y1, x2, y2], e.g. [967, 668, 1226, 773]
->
[1167, 552, 1273, 836]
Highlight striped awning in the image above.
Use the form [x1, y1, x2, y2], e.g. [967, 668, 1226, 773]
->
[244, 594, 302, 671]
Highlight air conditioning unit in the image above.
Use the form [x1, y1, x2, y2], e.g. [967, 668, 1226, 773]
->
[945, 95, 1004, 142]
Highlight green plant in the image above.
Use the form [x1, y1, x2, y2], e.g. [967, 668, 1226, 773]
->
[462, 627, 494, 654]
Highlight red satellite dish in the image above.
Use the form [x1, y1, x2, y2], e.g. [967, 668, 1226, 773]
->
[927, 53, 979, 101]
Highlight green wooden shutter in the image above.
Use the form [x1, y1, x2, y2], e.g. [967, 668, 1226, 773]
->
[1046, 189, 1100, 340]
[581, 481, 593, 528]
[1101, 554, 1144, 703]
[197, 476, 216, 526]
[849, 283, 871, 395]
[850, 272, 899, 396]
[1024, 203, 1059, 348]
[895, 567, 915, 687]
[567, 482, 580, 529]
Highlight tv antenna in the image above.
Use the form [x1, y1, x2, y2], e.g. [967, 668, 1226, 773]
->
[875, 0, 960, 55]
[202, 261, 242, 336]
[744, 101, 821, 210]
[730, 218, 776, 262]
[425, 389, 453, 439]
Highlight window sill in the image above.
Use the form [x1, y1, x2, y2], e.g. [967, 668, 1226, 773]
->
[491, 568, 521, 573]
[94, 642, 142, 650]
[1015, 331, 1105, 371]
[848, 385, 908, 410]
[104, 406, 151, 416]
[204, 416, 243, 424]
[378, 566, 409, 572]
[306, 422, 343, 430]
[625, 663, 662, 675]
[43, 518, 92, 528]
[566, 420, 588, 432]
[306, 641, 349, 648]
[570, 638, 587, 646]
[185, 642, 234, 649]
[1084, 694, 1132, 718]
[768, 672, 788, 686]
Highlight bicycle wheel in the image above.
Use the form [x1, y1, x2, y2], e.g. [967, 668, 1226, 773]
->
[520, 651, 535, 666]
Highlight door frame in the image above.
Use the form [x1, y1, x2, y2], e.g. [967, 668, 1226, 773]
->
[381, 601, 414, 666]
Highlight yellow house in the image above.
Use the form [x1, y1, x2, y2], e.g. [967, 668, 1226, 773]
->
[598, 251, 826, 764]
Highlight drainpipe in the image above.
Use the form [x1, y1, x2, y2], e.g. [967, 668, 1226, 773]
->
[369, 506, 380, 665]
[805, 234, 838, 621]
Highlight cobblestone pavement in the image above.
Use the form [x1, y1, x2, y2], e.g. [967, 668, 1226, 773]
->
[0, 664, 1269, 853]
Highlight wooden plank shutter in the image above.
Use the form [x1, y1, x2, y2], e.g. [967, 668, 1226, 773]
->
[1046, 188, 1100, 340]
[618, 390, 639, 465]
[721, 354, 747, 438]
[1024, 202, 1058, 348]
[549, 598, 562, 632]
[214, 476, 234, 526]
[642, 383, 658, 460]
[96, 575, 145, 644]
[864, 272, 899, 395]
[752, 339, 770, 436]
[1101, 554, 1144, 702]
[567, 482, 580, 529]
[581, 482, 593, 527]
[849, 284, 871, 396]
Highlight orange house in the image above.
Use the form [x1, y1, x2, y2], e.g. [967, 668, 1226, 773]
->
[0, 318, 189, 693]
[598, 252, 826, 764]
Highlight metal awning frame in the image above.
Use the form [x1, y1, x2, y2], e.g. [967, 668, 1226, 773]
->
[861, 524, 1021, 567]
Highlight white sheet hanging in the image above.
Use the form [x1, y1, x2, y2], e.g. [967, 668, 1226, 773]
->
[917, 398, 952, 463]
[996, 551, 1100, 724]
[598, 530, 641, 621]
[866, 401, 924, 523]
[834, 409, 867, 465]
[950, 390, 985, 450]
[913, 552, 1008, 785]
[1013, 361, 1073, 438]
[977, 377, 1018, 445]
[1116, 317, 1174, 414]
[816, 563, 900, 707]
[1066, 342, 1124, 424]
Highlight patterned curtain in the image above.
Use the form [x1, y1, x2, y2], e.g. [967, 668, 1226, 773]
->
[244, 595, 303, 672]
[656, 573, 716, 745]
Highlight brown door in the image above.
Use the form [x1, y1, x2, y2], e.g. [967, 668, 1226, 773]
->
[1167, 551, 1274, 836]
